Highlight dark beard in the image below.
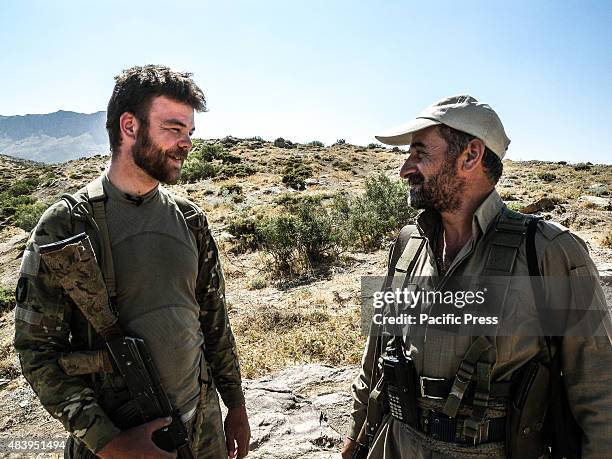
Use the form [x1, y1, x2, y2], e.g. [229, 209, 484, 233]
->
[131, 124, 187, 185]
[408, 156, 465, 212]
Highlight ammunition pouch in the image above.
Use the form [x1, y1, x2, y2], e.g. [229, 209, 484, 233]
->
[506, 360, 550, 458]
[58, 350, 113, 376]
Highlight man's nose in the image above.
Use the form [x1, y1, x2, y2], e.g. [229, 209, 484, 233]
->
[399, 157, 418, 179]
[178, 135, 192, 150]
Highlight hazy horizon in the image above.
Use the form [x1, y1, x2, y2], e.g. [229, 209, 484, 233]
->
[1, 109, 611, 166]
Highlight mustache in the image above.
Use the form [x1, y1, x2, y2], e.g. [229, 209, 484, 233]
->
[165, 146, 189, 160]
[408, 173, 424, 185]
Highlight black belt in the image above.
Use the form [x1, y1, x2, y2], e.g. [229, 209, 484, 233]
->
[421, 410, 506, 445]
[419, 376, 512, 400]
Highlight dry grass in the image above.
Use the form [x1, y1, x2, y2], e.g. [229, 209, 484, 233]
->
[503, 160, 611, 202]
[234, 305, 365, 378]
[0, 343, 19, 380]
[602, 231, 612, 249]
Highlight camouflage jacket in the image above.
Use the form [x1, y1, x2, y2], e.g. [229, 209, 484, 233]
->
[14, 176, 244, 453]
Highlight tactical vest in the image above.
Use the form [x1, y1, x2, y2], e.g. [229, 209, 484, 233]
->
[61, 175, 205, 305]
[372, 206, 582, 457]
[375, 207, 538, 444]
[58, 175, 206, 362]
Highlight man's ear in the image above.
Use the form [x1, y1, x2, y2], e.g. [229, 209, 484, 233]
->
[119, 112, 139, 142]
[460, 138, 485, 172]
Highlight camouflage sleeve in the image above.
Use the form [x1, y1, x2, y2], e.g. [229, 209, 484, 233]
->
[13, 201, 121, 453]
[195, 215, 245, 409]
[539, 229, 612, 458]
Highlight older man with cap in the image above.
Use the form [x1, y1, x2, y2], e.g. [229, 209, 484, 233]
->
[341, 95, 612, 458]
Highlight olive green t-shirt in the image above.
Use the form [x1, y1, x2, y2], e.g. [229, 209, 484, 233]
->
[102, 175, 202, 418]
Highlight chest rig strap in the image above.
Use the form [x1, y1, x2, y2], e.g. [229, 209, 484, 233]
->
[442, 335, 492, 419]
[363, 225, 425, 443]
[442, 207, 532, 443]
[86, 177, 118, 300]
[483, 207, 529, 276]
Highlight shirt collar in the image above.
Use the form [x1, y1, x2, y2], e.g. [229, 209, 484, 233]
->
[416, 188, 504, 241]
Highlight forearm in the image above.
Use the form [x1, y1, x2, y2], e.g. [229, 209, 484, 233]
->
[15, 328, 120, 453]
[200, 295, 244, 408]
[348, 335, 379, 440]
[196, 220, 245, 408]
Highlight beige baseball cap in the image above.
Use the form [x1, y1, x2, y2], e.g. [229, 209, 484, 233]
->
[375, 94, 510, 159]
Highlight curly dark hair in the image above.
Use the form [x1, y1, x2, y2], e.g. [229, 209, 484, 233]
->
[106, 65, 207, 153]
[437, 125, 503, 184]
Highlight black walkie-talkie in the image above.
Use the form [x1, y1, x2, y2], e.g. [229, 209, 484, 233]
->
[382, 295, 419, 427]
[382, 341, 419, 426]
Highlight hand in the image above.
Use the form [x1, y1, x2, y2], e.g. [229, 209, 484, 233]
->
[224, 405, 250, 459]
[97, 417, 177, 459]
[340, 437, 358, 459]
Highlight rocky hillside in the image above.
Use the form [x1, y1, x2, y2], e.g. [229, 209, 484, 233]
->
[0, 139, 610, 458]
[0, 111, 108, 163]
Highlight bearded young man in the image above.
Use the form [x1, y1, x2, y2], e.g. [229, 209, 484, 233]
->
[342, 95, 612, 458]
[14, 65, 250, 459]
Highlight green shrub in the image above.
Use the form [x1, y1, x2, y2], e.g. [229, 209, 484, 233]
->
[0, 194, 36, 217]
[574, 163, 591, 171]
[219, 164, 257, 179]
[0, 286, 14, 313]
[258, 214, 300, 273]
[227, 215, 262, 252]
[335, 139, 346, 145]
[180, 160, 218, 182]
[274, 193, 324, 210]
[332, 159, 353, 171]
[293, 200, 341, 263]
[282, 160, 314, 190]
[13, 202, 49, 231]
[367, 143, 379, 149]
[248, 276, 268, 290]
[8, 177, 40, 197]
[259, 199, 342, 275]
[308, 140, 324, 147]
[197, 144, 226, 162]
[332, 174, 416, 250]
[537, 172, 557, 182]
[180, 144, 241, 182]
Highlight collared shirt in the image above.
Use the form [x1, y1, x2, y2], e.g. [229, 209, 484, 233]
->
[349, 188, 612, 458]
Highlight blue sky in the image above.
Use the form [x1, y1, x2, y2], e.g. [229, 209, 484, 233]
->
[1, 0, 610, 163]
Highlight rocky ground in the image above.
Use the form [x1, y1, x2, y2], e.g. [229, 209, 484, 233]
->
[0, 140, 610, 458]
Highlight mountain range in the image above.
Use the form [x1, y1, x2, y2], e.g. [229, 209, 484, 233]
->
[0, 110, 108, 163]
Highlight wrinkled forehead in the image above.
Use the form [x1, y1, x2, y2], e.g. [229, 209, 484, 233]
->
[409, 126, 447, 150]
[147, 95, 195, 126]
